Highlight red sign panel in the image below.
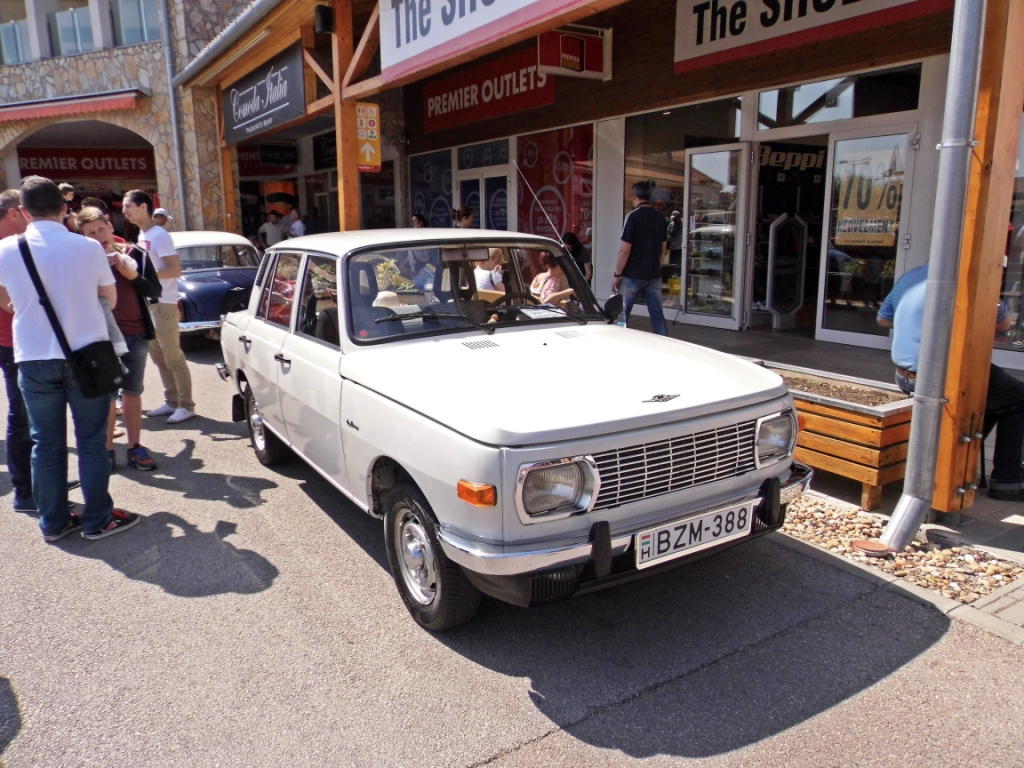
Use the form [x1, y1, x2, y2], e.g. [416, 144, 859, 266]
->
[423, 47, 555, 134]
[17, 147, 156, 180]
[537, 30, 607, 79]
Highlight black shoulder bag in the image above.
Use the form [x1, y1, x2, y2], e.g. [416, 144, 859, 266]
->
[17, 235, 123, 398]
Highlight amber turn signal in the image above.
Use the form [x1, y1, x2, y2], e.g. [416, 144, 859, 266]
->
[457, 480, 497, 506]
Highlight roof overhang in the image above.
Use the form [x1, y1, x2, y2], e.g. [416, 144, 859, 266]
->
[0, 88, 150, 123]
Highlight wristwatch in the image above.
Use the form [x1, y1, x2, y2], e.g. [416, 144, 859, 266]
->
[613, 273, 622, 278]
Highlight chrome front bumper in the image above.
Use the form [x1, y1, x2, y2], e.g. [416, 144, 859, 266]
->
[438, 461, 813, 578]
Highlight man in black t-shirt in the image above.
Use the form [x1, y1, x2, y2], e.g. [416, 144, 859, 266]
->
[611, 181, 668, 335]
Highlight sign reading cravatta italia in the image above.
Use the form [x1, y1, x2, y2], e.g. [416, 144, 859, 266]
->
[380, 0, 597, 84]
[673, 0, 951, 74]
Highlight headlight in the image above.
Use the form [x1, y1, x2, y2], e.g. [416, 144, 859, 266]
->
[516, 457, 599, 522]
[755, 410, 796, 467]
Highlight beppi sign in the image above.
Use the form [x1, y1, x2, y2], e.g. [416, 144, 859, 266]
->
[223, 43, 306, 145]
[674, 0, 952, 74]
[380, 0, 597, 85]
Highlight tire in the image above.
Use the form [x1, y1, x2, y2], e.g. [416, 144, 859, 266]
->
[383, 482, 481, 631]
[244, 386, 290, 466]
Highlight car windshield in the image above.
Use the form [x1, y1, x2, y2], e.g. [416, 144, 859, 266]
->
[179, 243, 261, 271]
[346, 243, 602, 343]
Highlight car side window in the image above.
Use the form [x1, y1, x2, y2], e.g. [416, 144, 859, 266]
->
[257, 252, 301, 329]
[297, 254, 340, 346]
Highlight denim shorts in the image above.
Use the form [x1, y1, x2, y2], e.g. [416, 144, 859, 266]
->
[120, 333, 150, 396]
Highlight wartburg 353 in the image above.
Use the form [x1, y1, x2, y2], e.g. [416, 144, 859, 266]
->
[218, 229, 812, 630]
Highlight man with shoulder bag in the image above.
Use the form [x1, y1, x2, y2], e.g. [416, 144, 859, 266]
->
[0, 176, 139, 542]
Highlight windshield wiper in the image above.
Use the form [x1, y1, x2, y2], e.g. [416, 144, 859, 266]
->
[375, 310, 496, 335]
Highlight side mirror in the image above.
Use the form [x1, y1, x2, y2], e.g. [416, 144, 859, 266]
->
[602, 294, 624, 324]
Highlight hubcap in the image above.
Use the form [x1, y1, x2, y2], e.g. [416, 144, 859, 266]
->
[249, 397, 266, 451]
[396, 508, 437, 606]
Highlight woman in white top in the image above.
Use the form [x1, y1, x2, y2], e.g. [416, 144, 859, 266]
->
[474, 248, 504, 291]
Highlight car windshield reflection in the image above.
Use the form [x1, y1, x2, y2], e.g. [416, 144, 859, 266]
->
[346, 244, 598, 342]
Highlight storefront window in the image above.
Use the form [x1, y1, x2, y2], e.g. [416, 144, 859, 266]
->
[996, 113, 1024, 352]
[516, 125, 593, 246]
[624, 97, 741, 304]
[758, 64, 921, 130]
[410, 149, 453, 228]
[457, 140, 509, 170]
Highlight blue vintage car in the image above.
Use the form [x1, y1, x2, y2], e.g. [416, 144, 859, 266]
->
[170, 230, 262, 335]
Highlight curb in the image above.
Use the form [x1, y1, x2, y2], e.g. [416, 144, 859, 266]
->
[771, 531, 1024, 647]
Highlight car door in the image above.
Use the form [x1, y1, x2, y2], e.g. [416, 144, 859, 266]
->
[246, 250, 303, 444]
[277, 252, 349, 490]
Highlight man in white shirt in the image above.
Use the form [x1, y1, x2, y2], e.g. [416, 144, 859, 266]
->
[287, 208, 305, 238]
[258, 211, 285, 247]
[0, 176, 139, 541]
[122, 189, 195, 424]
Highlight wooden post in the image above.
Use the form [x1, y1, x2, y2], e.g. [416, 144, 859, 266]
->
[333, 0, 360, 231]
[935, 0, 1024, 512]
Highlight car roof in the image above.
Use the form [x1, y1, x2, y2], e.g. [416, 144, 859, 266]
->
[267, 228, 563, 253]
[170, 230, 255, 248]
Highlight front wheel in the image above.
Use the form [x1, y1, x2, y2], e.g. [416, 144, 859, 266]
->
[244, 385, 290, 465]
[383, 482, 481, 631]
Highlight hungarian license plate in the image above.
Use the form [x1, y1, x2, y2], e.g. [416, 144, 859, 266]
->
[635, 499, 759, 569]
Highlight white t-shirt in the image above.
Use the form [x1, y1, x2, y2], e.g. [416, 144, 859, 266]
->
[0, 220, 114, 363]
[474, 266, 503, 291]
[138, 224, 179, 303]
[259, 221, 284, 246]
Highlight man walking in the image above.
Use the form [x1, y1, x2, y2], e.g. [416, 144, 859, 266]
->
[0, 176, 139, 541]
[122, 189, 195, 424]
[258, 211, 285, 247]
[611, 181, 669, 335]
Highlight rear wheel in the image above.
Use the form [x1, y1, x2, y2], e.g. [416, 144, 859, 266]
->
[384, 481, 481, 631]
[244, 386, 290, 465]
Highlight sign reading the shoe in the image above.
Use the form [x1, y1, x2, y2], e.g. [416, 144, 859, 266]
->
[223, 43, 305, 145]
[673, 0, 953, 74]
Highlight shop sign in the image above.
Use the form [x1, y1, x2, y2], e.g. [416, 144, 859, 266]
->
[537, 27, 610, 80]
[223, 43, 305, 145]
[834, 145, 903, 248]
[423, 47, 554, 133]
[237, 143, 296, 177]
[381, 0, 596, 84]
[313, 131, 337, 171]
[356, 103, 382, 173]
[673, 0, 952, 75]
[17, 147, 155, 179]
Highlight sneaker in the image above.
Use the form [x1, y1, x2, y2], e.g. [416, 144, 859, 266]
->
[166, 408, 196, 424]
[13, 493, 36, 513]
[146, 403, 176, 417]
[126, 444, 157, 471]
[989, 487, 1024, 501]
[44, 513, 83, 542]
[109, 449, 117, 473]
[82, 509, 140, 540]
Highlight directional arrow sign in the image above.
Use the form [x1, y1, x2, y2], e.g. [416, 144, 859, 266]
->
[355, 102, 381, 172]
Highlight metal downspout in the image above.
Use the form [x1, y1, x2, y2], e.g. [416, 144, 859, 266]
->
[880, 0, 986, 552]
[162, 0, 187, 230]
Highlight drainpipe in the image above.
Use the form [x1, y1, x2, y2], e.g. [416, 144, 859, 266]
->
[161, 0, 188, 231]
[880, 0, 985, 552]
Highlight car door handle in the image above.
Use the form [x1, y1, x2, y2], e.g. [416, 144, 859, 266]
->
[239, 335, 252, 347]
[274, 352, 291, 364]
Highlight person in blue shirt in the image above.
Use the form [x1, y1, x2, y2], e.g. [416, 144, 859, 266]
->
[878, 263, 1024, 501]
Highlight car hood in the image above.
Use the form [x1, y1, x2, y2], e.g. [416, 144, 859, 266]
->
[339, 325, 790, 445]
[178, 268, 257, 289]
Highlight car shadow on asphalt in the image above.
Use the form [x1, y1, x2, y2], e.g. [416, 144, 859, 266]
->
[0, 676, 21, 759]
[433, 535, 951, 759]
[53, 513, 279, 598]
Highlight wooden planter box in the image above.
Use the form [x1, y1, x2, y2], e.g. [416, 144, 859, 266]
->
[768, 364, 914, 511]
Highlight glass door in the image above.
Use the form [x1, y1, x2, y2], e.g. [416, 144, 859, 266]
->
[817, 126, 917, 345]
[456, 172, 510, 230]
[681, 144, 749, 329]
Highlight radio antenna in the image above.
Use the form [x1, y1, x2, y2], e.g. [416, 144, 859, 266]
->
[513, 160, 565, 247]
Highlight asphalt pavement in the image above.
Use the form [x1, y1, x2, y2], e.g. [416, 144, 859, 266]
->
[1, 340, 1023, 767]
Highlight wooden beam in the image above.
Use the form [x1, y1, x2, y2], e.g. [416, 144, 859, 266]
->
[342, 5, 378, 91]
[307, 94, 335, 114]
[935, 0, 1024, 512]
[341, 74, 383, 102]
[303, 47, 336, 94]
[333, 0, 360, 231]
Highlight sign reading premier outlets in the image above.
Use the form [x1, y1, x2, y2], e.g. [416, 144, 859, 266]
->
[381, 0, 597, 85]
[223, 43, 306, 145]
[673, 0, 951, 74]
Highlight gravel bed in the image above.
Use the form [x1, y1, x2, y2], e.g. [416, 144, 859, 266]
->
[785, 493, 1023, 604]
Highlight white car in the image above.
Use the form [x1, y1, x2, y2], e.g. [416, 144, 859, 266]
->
[218, 229, 811, 630]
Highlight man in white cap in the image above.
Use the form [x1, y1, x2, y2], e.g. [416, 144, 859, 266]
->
[152, 208, 173, 230]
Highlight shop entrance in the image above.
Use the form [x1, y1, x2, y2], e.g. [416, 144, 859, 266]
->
[750, 138, 828, 334]
[456, 171, 511, 230]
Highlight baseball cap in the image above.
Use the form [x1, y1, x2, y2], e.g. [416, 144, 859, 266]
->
[671, 210, 681, 217]
[153, 207, 173, 220]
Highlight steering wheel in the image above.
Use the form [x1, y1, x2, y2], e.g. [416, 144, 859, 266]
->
[485, 293, 541, 309]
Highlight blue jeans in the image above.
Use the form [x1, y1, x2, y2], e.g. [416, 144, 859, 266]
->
[0, 345, 32, 500]
[18, 359, 113, 536]
[619, 276, 668, 336]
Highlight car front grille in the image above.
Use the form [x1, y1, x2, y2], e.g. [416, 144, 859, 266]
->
[592, 421, 758, 510]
